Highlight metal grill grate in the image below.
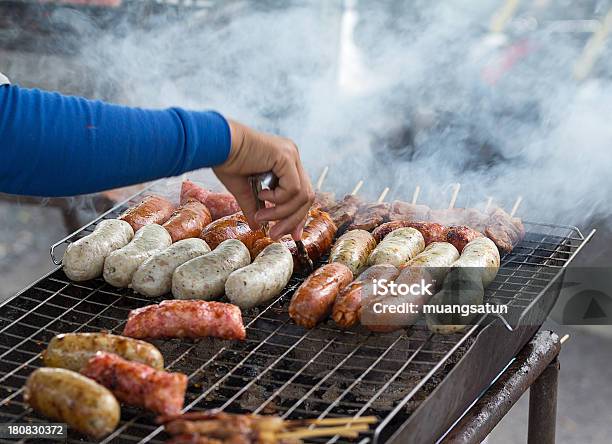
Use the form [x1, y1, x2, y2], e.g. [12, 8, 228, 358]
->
[0, 191, 594, 444]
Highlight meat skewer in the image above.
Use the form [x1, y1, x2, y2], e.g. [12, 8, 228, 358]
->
[123, 300, 246, 340]
[368, 227, 425, 268]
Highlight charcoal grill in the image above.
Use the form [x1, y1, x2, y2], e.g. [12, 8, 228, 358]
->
[0, 184, 595, 444]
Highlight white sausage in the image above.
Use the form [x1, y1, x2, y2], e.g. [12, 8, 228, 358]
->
[367, 227, 425, 268]
[451, 237, 500, 286]
[131, 238, 211, 297]
[63, 220, 134, 282]
[329, 229, 377, 276]
[225, 243, 293, 309]
[103, 224, 172, 288]
[172, 239, 251, 300]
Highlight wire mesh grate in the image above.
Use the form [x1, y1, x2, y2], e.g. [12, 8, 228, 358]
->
[0, 193, 591, 444]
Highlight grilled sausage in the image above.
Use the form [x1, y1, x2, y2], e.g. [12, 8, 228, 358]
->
[132, 238, 211, 297]
[225, 243, 293, 309]
[371, 221, 446, 245]
[24, 368, 120, 438]
[329, 229, 377, 276]
[332, 264, 399, 329]
[172, 239, 251, 300]
[446, 225, 483, 253]
[81, 352, 187, 416]
[368, 227, 425, 268]
[426, 237, 500, 334]
[118, 195, 175, 232]
[42, 332, 164, 371]
[180, 180, 240, 220]
[162, 199, 212, 242]
[200, 213, 265, 251]
[123, 300, 246, 340]
[361, 242, 459, 332]
[103, 224, 172, 288]
[63, 219, 134, 281]
[289, 263, 353, 329]
[250, 208, 337, 267]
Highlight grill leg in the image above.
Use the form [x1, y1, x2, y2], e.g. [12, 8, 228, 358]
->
[528, 356, 559, 444]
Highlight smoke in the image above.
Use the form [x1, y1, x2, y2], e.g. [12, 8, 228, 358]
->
[63, 0, 610, 226]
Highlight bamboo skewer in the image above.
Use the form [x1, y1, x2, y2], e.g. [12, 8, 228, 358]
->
[489, 0, 521, 33]
[351, 180, 364, 196]
[574, 9, 612, 81]
[316, 166, 329, 191]
[411, 185, 421, 205]
[510, 196, 523, 217]
[277, 423, 369, 440]
[484, 196, 493, 212]
[377, 187, 390, 203]
[285, 416, 377, 427]
[448, 183, 461, 209]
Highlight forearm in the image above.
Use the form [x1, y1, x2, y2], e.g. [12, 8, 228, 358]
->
[0, 85, 231, 197]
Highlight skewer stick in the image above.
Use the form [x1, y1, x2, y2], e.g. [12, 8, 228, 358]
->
[510, 195, 523, 217]
[351, 180, 364, 196]
[484, 196, 493, 212]
[448, 183, 461, 209]
[377, 187, 390, 203]
[277, 424, 369, 440]
[489, 0, 520, 33]
[411, 185, 421, 205]
[286, 417, 377, 427]
[574, 9, 612, 80]
[560, 334, 570, 345]
[316, 166, 329, 191]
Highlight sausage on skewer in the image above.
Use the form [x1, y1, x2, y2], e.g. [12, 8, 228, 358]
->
[368, 227, 425, 268]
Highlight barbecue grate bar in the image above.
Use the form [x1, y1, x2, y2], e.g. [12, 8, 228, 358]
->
[0, 188, 593, 444]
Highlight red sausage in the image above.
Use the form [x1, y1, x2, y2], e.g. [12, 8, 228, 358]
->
[162, 199, 212, 242]
[289, 263, 353, 329]
[123, 300, 246, 340]
[200, 213, 265, 252]
[81, 352, 187, 416]
[332, 264, 399, 329]
[180, 180, 240, 220]
[118, 195, 175, 232]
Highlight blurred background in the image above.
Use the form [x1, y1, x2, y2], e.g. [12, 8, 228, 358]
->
[1, 0, 612, 442]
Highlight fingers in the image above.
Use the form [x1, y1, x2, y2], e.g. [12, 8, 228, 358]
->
[213, 172, 260, 230]
[269, 199, 311, 240]
[291, 217, 307, 241]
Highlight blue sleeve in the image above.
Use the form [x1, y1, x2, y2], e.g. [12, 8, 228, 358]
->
[0, 85, 231, 197]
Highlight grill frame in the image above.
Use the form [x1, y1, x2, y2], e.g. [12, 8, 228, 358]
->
[0, 186, 595, 444]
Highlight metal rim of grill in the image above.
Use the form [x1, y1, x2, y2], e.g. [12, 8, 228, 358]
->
[0, 185, 595, 444]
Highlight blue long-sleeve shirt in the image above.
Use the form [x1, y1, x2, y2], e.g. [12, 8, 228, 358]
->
[0, 84, 231, 197]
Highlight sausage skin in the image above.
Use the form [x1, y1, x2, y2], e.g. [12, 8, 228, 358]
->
[123, 300, 246, 340]
[103, 224, 172, 288]
[200, 213, 265, 252]
[372, 221, 446, 245]
[63, 219, 134, 281]
[162, 199, 212, 242]
[132, 238, 211, 297]
[24, 368, 120, 438]
[118, 195, 175, 232]
[42, 332, 164, 371]
[289, 263, 353, 329]
[180, 180, 240, 220]
[332, 264, 399, 329]
[329, 229, 377, 276]
[172, 239, 251, 300]
[361, 242, 459, 332]
[368, 227, 425, 268]
[426, 237, 500, 334]
[250, 209, 337, 268]
[445, 225, 483, 253]
[81, 352, 187, 416]
[225, 243, 293, 309]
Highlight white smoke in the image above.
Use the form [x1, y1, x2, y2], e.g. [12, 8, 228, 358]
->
[68, 0, 610, 226]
